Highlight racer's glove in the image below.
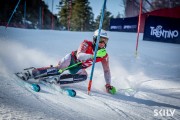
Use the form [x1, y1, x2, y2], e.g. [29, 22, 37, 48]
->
[105, 84, 116, 94]
[92, 48, 107, 58]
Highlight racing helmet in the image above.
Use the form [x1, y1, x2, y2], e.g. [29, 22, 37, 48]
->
[93, 29, 109, 49]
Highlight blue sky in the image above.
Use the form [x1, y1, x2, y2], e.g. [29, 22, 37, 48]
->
[90, 0, 125, 18]
[44, 0, 125, 18]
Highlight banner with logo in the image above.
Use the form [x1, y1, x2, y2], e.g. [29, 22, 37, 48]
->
[143, 16, 180, 44]
[109, 17, 138, 32]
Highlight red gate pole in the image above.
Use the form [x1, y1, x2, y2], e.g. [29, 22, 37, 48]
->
[51, 0, 54, 30]
[135, 0, 142, 57]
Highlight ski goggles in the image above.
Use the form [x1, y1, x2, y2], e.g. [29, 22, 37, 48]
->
[99, 37, 108, 44]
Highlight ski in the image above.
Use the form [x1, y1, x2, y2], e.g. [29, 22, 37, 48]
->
[14, 72, 76, 97]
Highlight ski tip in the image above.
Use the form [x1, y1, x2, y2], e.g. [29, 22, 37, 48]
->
[65, 89, 76, 97]
[31, 84, 41, 92]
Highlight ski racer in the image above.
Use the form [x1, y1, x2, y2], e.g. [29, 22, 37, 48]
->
[57, 29, 115, 93]
[25, 29, 116, 94]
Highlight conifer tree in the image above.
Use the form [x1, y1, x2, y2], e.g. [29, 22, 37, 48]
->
[58, 0, 71, 30]
[71, 0, 94, 31]
[58, 0, 94, 31]
[95, 9, 113, 30]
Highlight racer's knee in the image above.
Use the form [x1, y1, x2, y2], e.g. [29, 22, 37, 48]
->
[57, 53, 71, 69]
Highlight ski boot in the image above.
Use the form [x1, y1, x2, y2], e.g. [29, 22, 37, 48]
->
[105, 84, 116, 94]
[16, 69, 34, 81]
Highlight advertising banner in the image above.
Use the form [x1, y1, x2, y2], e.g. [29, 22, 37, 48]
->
[143, 16, 180, 44]
[110, 17, 138, 32]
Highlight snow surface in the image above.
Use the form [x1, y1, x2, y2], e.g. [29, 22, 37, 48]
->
[0, 26, 180, 120]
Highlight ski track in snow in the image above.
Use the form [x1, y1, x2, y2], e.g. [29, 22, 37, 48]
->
[0, 27, 180, 120]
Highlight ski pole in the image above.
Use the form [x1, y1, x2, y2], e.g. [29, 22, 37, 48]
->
[58, 62, 82, 73]
[87, 0, 107, 95]
[6, 0, 21, 28]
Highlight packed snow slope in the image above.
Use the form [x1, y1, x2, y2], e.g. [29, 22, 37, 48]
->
[0, 27, 180, 120]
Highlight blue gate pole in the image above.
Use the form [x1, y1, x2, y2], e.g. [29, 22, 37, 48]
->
[6, 0, 21, 28]
[24, 0, 26, 28]
[87, 0, 107, 95]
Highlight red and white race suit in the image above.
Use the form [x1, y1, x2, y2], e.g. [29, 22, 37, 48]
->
[58, 40, 111, 84]
[75, 40, 111, 84]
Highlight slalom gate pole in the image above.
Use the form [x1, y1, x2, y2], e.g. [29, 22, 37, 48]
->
[135, 0, 142, 57]
[39, 7, 42, 29]
[6, 0, 21, 28]
[42, 7, 44, 29]
[24, 0, 26, 28]
[51, 0, 54, 29]
[87, 0, 107, 95]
